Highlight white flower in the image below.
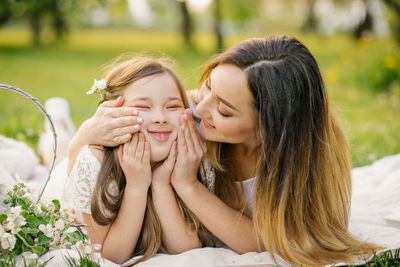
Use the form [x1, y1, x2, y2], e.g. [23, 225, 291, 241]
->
[38, 224, 54, 238]
[1, 232, 16, 250]
[21, 252, 38, 265]
[54, 219, 65, 231]
[86, 89, 96, 95]
[73, 240, 92, 256]
[94, 78, 107, 90]
[93, 243, 102, 251]
[0, 225, 5, 238]
[6, 206, 26, 233]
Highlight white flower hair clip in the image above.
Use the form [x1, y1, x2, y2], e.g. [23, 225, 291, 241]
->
[87, 78, 107, 106]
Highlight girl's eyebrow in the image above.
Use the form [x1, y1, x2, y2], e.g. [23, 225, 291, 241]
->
[127, 96, 182, 104]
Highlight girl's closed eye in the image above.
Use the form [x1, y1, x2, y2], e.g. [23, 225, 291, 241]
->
[134, 105, 150, 109]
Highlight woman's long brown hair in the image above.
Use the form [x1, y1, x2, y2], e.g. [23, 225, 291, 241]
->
[90, 56, 209, 265]
[201, 36, 381, 266]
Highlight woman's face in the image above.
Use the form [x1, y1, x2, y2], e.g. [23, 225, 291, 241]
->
[122, 73, 185, 162]
[196, 64, 258, 145]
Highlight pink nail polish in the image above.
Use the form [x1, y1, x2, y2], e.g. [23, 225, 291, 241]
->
[117, 96, 122, 101]
[134, 124, 140, 130]
[137, 117, 143, 123]
[133, 110, 139, 115]
[181, 125, 185, 131]
[183, 114, 187, 121]
[187, 109, 192, 116]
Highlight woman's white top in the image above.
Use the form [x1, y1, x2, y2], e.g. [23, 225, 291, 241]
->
[238, 177, 257, 216]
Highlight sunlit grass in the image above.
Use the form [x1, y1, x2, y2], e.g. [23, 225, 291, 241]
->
[0, 27, 399, 167]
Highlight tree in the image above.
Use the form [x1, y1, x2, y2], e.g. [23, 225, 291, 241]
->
[0, 0, 101, 46]
[382, 0, 400, 41]
[214, 0, 223, 51]
[177, 0, 193, 47]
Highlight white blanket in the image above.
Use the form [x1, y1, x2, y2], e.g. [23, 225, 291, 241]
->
[11, 154, 400, 266]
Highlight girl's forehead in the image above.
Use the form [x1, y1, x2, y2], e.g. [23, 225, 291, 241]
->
[123, 73, 182, 103]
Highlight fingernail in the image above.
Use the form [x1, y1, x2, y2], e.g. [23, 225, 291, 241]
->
[126, 133, 131, 139]
[187, 109, 192, 116]
[134, 124, 140, 130]
[181, 125, 185, 131]
[183, 114, 187, 121]
[117, 96, 122, 101]
[137, 117, 143, 123]
[133, 110, 139, 115]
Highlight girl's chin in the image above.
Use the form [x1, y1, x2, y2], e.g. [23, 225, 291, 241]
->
[150, 146, 171, 163]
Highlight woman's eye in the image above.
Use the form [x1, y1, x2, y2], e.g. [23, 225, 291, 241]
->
[218, 108, 230, 117]
[204, 78, 211, 90]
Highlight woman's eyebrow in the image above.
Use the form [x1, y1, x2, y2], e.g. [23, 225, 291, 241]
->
[208, 74, 238, 112]
[217, 95, 239, 111]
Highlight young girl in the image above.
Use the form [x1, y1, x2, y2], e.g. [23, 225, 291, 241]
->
[65, 56, 208, 265]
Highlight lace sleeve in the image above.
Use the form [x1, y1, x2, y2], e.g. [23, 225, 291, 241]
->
[64, 146, 101, 214]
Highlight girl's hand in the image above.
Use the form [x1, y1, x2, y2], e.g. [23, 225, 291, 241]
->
[171, 109, 206, 189]
[86, 97, 143, 147]
[118, 133, 151, 189]
[152, 142, 177, 188]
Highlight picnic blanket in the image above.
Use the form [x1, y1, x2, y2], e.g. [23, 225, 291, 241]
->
[4, 153, 400, 266]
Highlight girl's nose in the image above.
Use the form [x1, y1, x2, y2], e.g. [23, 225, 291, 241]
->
[152, 110, 168, 125]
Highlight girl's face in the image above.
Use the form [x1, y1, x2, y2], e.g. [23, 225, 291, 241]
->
[122, 73, 185, 162]
[196, 64, 258, 145]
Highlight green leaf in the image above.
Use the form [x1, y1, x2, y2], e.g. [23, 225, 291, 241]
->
[41, 205, 48, 212]
[16, 198, 27, 210]
[0, 214, 7, 224]
[37, 234, 52, 245]
[67, 230, 84, 243]
[21, 227, 39, 235]
[52, 199, 60, 211]
[26, 215, 40, 228]
[32, 246, 47, 257]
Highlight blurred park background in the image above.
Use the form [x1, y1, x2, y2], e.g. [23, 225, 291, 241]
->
[0, 0, 399, 167]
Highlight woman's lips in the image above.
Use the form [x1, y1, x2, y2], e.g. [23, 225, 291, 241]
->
[202, 119, 215, 129]
[148, 130, 171, 142]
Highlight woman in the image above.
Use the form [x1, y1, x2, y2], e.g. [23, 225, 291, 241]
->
[68, 36, 380, 265]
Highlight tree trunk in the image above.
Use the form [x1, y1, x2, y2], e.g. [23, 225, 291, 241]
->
[382, 0, 400, 42]
[302, 0, 317, 32]
[29, 14, 41, 46]
[354, 7, 373, 39]
[179, 0, 192, 47]
[214, 0, 223, 51]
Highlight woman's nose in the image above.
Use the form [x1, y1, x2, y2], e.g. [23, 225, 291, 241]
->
[195, 92, 211, 118]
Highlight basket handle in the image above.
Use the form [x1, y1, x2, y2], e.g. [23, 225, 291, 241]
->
[0, 84, 57, 202]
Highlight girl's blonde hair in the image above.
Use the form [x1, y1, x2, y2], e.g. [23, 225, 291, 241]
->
[90, 56, 208, 265]
[200, 37, 381, 266]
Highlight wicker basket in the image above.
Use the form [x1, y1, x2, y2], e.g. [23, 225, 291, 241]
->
[0, 83, 57, 202]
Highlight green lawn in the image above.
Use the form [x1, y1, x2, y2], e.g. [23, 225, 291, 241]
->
[0, 27, 399, 167]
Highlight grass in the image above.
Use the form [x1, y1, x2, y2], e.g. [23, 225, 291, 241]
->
[0, 27, 399, 167]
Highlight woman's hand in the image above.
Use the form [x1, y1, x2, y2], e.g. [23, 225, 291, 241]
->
[118, 133, 151, 189]
[152, 142, 177, 188]
[171, 109, 206, 190]
[86, 97, 143, 147]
